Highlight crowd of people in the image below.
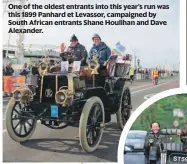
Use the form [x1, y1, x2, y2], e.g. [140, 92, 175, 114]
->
[3, 61, 40, 77]
[3, 33, 178, 95]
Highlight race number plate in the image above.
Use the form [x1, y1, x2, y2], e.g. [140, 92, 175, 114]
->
[167, 150, 187, 164]
[50, 105, 58, 118]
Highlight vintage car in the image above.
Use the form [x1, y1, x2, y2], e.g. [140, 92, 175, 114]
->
[5, 53, 132, 152]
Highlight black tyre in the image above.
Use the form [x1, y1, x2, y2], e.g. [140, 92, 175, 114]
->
[116, 87, 131, 130]
[79, 96, 105, 152]
[6, 98, 37, 142]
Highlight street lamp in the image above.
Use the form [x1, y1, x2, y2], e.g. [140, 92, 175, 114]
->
[137, 59, 140, 67]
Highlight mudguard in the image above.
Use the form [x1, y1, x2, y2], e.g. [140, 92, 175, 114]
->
[82, 87, 113, 109]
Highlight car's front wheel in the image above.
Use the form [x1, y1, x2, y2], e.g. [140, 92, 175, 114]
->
[79, 96, 105, 152]
[6, 98, 37, 142]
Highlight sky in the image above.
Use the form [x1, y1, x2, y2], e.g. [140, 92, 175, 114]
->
[2, 0, 179, 69]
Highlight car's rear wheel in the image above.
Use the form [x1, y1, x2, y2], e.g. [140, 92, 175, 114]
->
[116, 87, 131, 130]
[6, 98, 37, 142]
[79, 96, 105, 152]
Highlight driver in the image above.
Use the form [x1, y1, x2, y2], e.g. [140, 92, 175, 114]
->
[59, 34, 88, 66]
[144, 122, 165, 164]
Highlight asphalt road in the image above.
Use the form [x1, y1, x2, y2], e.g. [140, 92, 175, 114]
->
[3, 76, 179, 162]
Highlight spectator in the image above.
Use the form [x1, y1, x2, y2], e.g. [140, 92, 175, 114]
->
[129, 67, 134, 83]
[87, 33, 111, 87]
[31, 62, 39, 76]
[3, 64, 6, 76]
[5, 61, 14, 76]
[20, 63, 29, 76]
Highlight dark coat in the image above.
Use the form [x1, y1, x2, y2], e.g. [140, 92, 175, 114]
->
[5, 66, 14, 76]
[20, 69, 29, 76]
[31, 66, 39, 75]
[60, 43, 88, 66]
[181, 131, 187, 150]
[144, 130, 165, 157]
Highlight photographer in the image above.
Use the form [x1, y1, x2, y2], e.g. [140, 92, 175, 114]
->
[144, 122, 165, 164]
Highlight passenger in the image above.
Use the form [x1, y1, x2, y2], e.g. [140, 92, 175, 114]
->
[87, 33, 111, 67]
[59, 34, 88, 66]
[87, 33, 111, 87]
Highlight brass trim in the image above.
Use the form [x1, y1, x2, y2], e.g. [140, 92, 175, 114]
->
[40, 76, 44, 103]
[13, 86, 31, 103]
[88, 56, 100, 75]
[55, 90, 68, 105]
[56, 75, 58, 93]
[55, 73, 78, 106]
[67, 73, 75, 96]
[38, 61, 50, 76]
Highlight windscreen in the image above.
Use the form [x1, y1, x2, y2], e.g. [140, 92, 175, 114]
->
[126, 132, 147, 140]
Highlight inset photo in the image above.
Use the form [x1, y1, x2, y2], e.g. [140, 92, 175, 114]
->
[121, 93, 187, 164]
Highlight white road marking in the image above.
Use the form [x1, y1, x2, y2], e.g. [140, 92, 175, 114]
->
[144, 93, 156, 100]
[131, 79, 178, 95]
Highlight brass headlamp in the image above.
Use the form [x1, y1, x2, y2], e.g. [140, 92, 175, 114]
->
[88, 56, 100, 75]
[38, 61, 49, 76]
[13, 86, 32, 103]
[55, 89, 68, 105]
[55, 74, 75, 106]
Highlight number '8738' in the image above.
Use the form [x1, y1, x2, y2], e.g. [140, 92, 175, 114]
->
[22, 12, 37, 17]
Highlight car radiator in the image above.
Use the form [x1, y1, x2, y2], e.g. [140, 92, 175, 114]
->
[35, 75, 68, 103]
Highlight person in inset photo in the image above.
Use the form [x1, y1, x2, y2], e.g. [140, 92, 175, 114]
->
[123, 94, 187, 164]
